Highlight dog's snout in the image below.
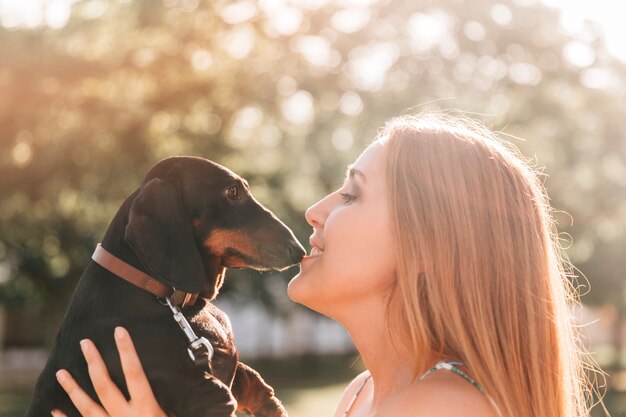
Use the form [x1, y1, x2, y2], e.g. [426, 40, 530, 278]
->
[289, 242, 306, 263]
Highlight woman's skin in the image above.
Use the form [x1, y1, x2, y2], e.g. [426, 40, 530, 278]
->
[53, 141, 497, 417]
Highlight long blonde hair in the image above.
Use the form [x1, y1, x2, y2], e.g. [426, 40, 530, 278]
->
[381, 112, 606, 417]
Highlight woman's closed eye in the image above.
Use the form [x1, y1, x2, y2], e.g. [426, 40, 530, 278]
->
[340, 192, 357, 204]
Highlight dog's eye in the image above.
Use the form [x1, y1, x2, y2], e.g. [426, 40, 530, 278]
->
[226, 185, 240, 200]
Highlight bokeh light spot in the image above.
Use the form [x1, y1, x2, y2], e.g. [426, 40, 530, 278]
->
[12, 141, 33, 168]
[563, 41, 595, 68]
[331, 8, 370, 33]
[331, 127, 354, 151]
[219, 0, 257, 25]
[281, 90, 315, 125]
[339, 91, 363, 116]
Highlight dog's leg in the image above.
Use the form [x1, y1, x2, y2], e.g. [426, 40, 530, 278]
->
[231, 362, 288, 417]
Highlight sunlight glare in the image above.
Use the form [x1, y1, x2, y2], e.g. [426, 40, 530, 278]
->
[541, 0, 626, 62]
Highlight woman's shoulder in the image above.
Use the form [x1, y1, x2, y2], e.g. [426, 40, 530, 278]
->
[377, 369, 499, 417]
[332, 370, 371, 417]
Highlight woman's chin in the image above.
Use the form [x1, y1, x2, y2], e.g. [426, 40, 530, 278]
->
[287, 275, 333, 318]
[287, 273, 305, 302]
[287, 273, 322, 311]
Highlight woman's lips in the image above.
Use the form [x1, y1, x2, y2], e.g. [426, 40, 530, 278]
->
[310, 246, 324, 257]
[301, 247, 323, 264]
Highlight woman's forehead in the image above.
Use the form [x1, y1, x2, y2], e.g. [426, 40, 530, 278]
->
[351, 141, 385, 175]
[347, 141, 386, 190]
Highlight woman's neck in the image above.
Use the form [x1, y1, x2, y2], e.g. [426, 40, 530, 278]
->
[337, 298, 429, 409]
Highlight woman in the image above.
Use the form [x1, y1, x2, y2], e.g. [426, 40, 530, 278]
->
[53, 112, 602, 417]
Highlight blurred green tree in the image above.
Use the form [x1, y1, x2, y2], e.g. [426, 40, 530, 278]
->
[0, 0, 624, 360]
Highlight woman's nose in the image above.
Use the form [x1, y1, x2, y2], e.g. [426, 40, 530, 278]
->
[305, 195, 330, 228]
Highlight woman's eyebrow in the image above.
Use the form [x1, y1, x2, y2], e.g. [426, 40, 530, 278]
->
[345, 164, 367, 183]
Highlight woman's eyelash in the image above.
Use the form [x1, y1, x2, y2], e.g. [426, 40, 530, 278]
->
[340, 192, 356, 203]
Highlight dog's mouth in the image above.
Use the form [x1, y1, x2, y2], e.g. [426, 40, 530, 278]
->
[198, 247, 293, 297]
[220, 247, 286, 271]
[204, 230, 272, 270]
[203, 228, 303, 272]
[222, 248, 262, 270]
[199, 229, 304, 298]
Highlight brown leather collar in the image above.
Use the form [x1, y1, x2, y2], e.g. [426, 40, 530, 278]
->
[92, 243, 198, 308]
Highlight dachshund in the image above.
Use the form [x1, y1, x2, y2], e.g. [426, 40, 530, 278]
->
[26, 156, 305, 417]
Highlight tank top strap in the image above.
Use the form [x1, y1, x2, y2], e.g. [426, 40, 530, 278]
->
[342, 373, 372, 416]
[417, 360, 485, 394]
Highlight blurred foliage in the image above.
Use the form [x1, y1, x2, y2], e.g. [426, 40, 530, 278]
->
[0, 0, 625, 350]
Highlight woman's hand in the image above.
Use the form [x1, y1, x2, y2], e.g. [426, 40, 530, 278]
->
[51, 326, 167, 417]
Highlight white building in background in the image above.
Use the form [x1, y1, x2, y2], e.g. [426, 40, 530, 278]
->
[216, 298, 618, 361]
[215, 298, 355, 359]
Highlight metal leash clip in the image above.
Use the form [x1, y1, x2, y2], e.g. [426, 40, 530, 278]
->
[161, 296, 214, 372]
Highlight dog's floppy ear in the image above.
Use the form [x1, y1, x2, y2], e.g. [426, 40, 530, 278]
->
[124, 177, 205, 293]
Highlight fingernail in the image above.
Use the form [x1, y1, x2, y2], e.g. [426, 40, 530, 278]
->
[51, 409, 62, 417]
[114, 326, 127, 340]
[79, 339, 90, 354]
[56, 370, 66, 383]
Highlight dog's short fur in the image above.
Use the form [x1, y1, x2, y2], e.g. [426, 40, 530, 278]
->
[26, 156, 305, 417]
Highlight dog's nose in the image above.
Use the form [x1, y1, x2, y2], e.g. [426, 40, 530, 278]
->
[289, 242, 306, 263]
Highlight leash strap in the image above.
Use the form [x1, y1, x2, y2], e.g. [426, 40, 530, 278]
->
[161, 296, 214, 373]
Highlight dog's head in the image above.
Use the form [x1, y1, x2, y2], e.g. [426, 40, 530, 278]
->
[123, 156, 305, 300]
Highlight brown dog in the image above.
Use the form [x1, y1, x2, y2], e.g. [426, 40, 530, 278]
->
[26, 156, 305, 417]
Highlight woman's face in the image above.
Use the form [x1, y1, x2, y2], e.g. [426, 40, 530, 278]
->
[287, 141, 396, 317]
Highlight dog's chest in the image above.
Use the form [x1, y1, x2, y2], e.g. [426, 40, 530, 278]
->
[188, 303, 234, 348]
[187, 303, 238, 384]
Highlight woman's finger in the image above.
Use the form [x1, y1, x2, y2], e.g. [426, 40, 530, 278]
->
[55, 369, 108, 417]
[80, 339, 130, 416]
[113, 326, 156, 402]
